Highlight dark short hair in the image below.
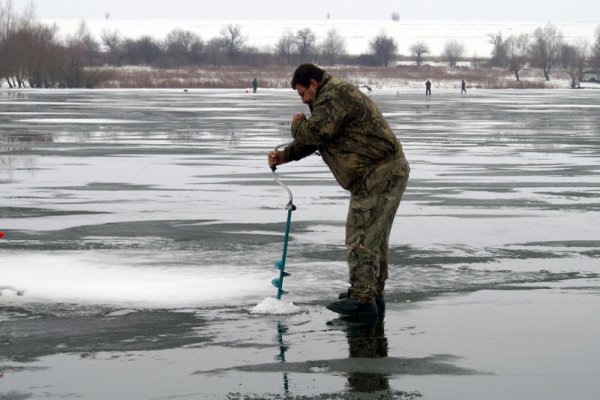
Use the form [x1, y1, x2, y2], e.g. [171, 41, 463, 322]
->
[291, 63, 325, 89]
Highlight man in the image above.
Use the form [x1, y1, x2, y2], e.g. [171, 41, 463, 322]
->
[268, 63, 409, 319]
[461, 80, 467, 94]
[425, 80, 431, 96]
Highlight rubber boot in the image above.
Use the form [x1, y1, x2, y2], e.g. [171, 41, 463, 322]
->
[326, 297, 378, 319]
[339, 290, 385, 311]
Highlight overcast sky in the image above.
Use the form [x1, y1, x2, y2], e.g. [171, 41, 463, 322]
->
[9, 0, 600, 21]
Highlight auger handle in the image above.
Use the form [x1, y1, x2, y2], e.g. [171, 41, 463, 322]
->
[271, 142, 294, 208]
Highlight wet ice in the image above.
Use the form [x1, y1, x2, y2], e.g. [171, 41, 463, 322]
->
[1, 88, 599, 309]
[1, 87, 600, 399]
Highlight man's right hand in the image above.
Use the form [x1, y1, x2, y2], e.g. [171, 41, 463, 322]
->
[268, 150, 285, 169]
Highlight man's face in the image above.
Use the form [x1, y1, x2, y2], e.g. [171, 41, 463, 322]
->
[295, 79, 318, 106]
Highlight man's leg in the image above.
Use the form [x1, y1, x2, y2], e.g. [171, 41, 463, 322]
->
[327, 160, 409, 317]
[346, 170, 408, 301]
[376, 171, 409, 296]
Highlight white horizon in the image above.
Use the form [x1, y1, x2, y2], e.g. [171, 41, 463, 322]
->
[10, 0, 600, 22]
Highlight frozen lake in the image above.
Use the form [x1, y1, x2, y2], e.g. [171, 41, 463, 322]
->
[1, 87, 599, 399]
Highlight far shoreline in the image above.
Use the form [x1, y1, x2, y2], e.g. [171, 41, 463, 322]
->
[4, 65, 596, 90]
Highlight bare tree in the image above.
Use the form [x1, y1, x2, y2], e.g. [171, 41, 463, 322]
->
[0, 0, 17, 86]
[62, 20, 100, 86]
[505, 33, 530, 81]
[295, 28, 316, 62]
[409, 41, 429, 66]
[18, 0, 35, 29]
[391, 12, 400, 22]
[164, 28, 203, 65]
[276, 29, 295, 65]
[28, 24, 61, 87]
[220, 24, 246, 58]
[591, 24, 600, 68]
[101, 28, 124, 66]
[529, 22, 564, 81]
[122, 36, 161, 65]
[319, 29, 346, 65]
[165, 29, 203, 54]
[561, 41, 588, 88]
[442, 40, 466, 68]
[21, 22, 65, 87]
[487, 32, 507, 67]
[205, 37, 226, 66]
[0, 1, 62, 88]
[369, 31, 397, 67]
[0, 1, 108, 88]
[65, 20, 100, 65]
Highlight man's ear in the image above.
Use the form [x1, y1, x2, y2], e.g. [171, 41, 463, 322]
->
[309, 79, 319, 89]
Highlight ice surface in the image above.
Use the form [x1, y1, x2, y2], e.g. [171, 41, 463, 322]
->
[1, 88, 599, 400]
[1, 88, 599, 310]
[17, 118, 148, 124]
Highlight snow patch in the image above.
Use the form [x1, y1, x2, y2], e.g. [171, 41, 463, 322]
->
[105, 309, 139, 317]
[249, 297, 303, 315]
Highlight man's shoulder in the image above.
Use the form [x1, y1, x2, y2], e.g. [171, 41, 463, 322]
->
[321, 77, 363, 100]
[327, 77, 354, 90]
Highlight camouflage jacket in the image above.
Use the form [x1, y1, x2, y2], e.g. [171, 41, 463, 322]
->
[284, 73, 407, 194]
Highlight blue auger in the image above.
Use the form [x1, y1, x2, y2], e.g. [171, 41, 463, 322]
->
[270, 143, 296, 300]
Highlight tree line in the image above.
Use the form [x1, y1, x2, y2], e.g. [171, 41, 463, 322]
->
[1, 1, 600, 88]
[488, 22, 600, 88]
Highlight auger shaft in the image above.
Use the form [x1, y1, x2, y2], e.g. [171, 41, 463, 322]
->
[270, 142, 296, 299]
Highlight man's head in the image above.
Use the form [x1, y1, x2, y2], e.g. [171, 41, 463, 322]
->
[291, 63, 325, 106]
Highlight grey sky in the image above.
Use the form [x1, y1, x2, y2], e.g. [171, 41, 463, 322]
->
[9, 0, 600, 21]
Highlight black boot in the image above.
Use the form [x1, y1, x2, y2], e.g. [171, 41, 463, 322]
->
[326, 297, 378, 319]
[339, 290, 385, 311]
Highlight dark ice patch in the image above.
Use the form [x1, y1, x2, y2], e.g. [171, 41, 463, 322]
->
[0, 309, 207, 362]
[0, 206, 106, 219]
[198, 354, 482, 376]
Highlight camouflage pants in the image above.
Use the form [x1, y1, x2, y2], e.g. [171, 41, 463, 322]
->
[345, 158, 409, 300]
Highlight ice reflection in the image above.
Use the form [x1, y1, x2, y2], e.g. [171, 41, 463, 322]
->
[275, 321, 290, 395]
[344, 318, 390, 394]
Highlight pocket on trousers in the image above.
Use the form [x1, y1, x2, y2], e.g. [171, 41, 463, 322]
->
[349, 197, 377, 229]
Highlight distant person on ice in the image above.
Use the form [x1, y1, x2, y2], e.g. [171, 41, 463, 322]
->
[461, 80, 467, 94]
[268, 63, 410, 319]
[425, 80, 431, 96]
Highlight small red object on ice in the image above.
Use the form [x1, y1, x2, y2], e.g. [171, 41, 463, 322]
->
[0, 231, 4, 239]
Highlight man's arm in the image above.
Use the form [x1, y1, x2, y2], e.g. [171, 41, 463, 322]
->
[291, 93, 349, 146]
[268, 141, 318, 169]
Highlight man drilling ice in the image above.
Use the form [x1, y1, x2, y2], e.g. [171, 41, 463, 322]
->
[268, 63, 410, 319]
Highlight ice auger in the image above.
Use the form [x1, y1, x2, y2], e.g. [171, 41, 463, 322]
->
[270, 143, 296, 300]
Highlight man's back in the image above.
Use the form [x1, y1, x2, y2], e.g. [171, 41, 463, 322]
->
[292, 74, 406, 193]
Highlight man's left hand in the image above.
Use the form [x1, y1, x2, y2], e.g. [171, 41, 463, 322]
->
[292, 112, 306, 125]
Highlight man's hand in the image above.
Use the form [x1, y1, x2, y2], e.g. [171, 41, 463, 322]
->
[292, 112, 306, 125]
[268, 150, 285, 169]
